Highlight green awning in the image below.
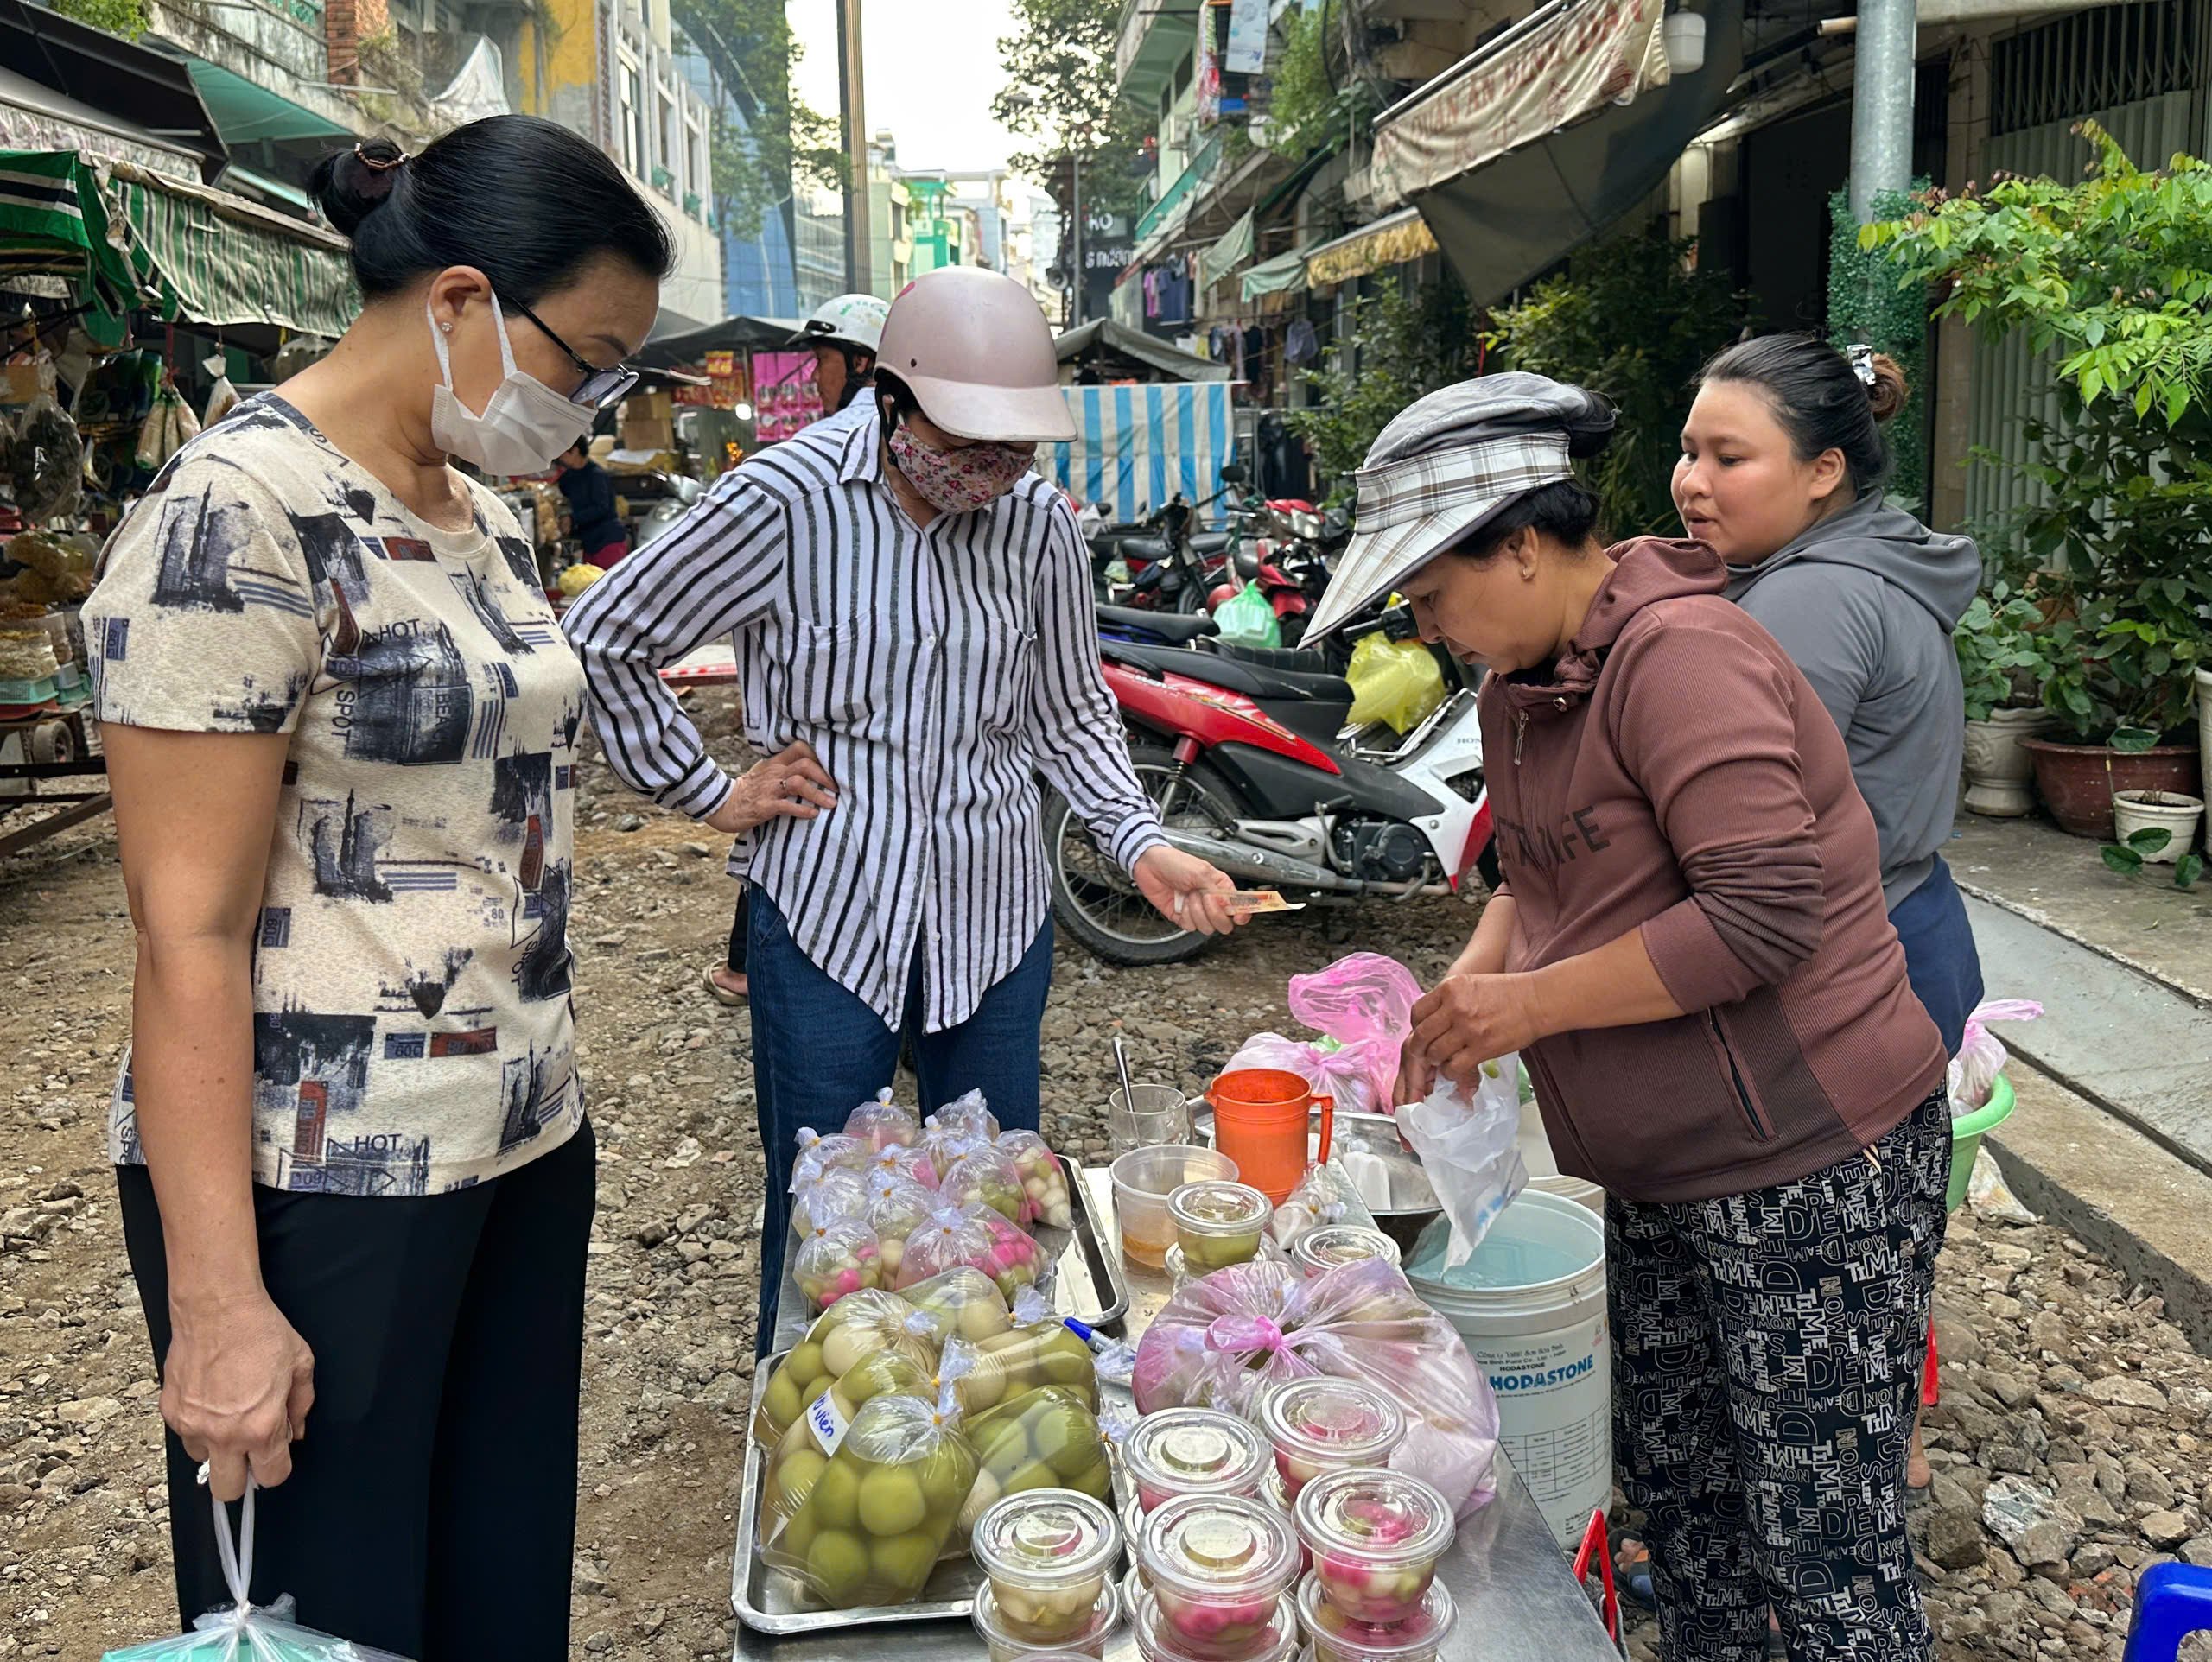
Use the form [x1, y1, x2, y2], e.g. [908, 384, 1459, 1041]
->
[0, 148, 152, 313]
[1242, 243, 1312, 301]
[1198, 210, 1255, 292]
[220, 162, 314, 213]
[180, 56, 353, 146]
[107, 164, 359, 337]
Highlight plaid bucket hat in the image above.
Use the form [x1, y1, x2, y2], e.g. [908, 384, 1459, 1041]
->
[1303, 372, 1617, 641]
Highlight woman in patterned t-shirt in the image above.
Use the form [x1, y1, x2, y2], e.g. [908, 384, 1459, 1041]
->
[83, 117, 670, 1659]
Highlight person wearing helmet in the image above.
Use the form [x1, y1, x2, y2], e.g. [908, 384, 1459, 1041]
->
[564, 267, 1243, 1346]
[1331, 377, 1950, 1662]
[790, 291, 889, 416]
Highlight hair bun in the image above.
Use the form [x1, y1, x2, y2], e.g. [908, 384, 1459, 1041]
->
[1564, 389, 1618, 460]
[308, 141, 408, 238]
[1865, 352, 1910, 423]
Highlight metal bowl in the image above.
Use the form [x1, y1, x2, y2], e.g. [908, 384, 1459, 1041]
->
[1191, 1107, 1442, 1254]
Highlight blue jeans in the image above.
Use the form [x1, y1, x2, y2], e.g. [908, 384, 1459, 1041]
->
[1891, 856, 1984, 1057]
[747, 885, 1050, 1349]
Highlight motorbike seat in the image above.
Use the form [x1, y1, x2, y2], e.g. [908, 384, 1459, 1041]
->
[1104, 637, 1352, 705]
[1189, 531, 1232, 555]
[1096, 604, 1218, 644]
[1206, 639, 1341, 680]
[1119, 536, 1172, 561]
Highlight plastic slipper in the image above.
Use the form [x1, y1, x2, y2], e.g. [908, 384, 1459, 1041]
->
[703, 963, 749, 1007]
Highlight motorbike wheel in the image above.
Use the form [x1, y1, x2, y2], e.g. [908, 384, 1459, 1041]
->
[1040, 742, 1247, 967]
[1173, 578, 1210, 615]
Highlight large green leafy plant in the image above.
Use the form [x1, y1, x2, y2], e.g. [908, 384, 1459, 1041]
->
[1484, 227, 1752, 538]
[1866, 124, 2212, 742]
[1955, 575, 2054, 722]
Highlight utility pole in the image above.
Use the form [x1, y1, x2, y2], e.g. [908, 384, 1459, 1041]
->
[1848, 0, 1916, 223]
[1070, 152, 1084, 328]
[836, 0, 872, 295]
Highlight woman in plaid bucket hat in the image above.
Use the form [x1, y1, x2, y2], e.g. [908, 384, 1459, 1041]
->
[1344, 376, 1955, 1662]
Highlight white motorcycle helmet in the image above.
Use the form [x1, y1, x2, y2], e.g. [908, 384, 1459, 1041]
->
[788, 293, 890, 358]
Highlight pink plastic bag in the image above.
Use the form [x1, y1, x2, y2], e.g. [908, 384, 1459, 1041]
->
[1225, 953, 1423, 1118]
[1130, 1256, 1499, 1517]
[1948, 999, 2042, 1112]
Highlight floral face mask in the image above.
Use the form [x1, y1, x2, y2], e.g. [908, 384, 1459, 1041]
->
[888, 425, 1037, 513]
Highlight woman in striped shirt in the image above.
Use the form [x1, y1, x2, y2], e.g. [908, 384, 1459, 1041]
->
[564, 268, 1239, 1343]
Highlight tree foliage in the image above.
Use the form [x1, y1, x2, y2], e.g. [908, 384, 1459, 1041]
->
[1867, 124, 2212, 740]
[1287, 276, 1478, 498]
[1485, 227, 1752, 539]
[673, 0, 842, 243]
[51, 0, 148, 35]
[993, 0, 1153, 222]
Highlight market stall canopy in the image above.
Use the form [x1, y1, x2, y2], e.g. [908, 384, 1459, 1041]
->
[0, 0, 225, 181]
[107, 162, 359, 340]
[0, 64, 202, 182]
[1240, 243, 1312, 303]
[1049, 381, 1236, 522]
[1370, 0, 1745, 304]
[1302, 208, 1438, 291]
[165, 52, 354, 148]
[1054, 319, 1231, 384]
[0, 149, 150, 315]
[1197, 209, 1255, 293]
[639, 314, 802, 369]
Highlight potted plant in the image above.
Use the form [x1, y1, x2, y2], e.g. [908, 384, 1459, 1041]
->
[1955, 577, 2055, 816]
[1868, 125, 2212, 840]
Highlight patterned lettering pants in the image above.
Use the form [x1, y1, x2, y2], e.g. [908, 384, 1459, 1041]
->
[1609, 1088, 1951, 1662]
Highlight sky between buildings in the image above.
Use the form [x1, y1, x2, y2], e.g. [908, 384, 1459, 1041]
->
[787, 0, 1028, 176]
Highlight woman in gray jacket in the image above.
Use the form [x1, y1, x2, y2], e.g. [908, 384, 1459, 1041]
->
[1676, 332, 1982, 1499]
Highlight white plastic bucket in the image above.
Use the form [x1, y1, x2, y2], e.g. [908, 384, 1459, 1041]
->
[1518, 1101, 1603, 1211]
[1407, 1190, 1610, 1548]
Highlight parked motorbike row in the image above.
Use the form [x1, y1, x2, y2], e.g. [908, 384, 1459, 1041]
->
[1051, 468, 1501, 967]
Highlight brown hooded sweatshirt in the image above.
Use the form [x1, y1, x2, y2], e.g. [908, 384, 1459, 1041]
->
[1480, 537, 1946, 1202]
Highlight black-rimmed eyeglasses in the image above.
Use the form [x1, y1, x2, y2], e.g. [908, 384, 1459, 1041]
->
[505, 295, 639, 410]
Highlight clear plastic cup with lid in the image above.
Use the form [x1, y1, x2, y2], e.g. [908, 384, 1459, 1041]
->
[1168, 1181, 1273, 1271]
[1288, 1224, 1402, 1278]
[971, 1488, 1122, 1645]
[1121, 1407, 1271, 1515]
[1257, 1378, 1407, 1501]
[1299, 1569, 1457, 1662]
[1293, 1469, 1456, 1626]
[1136, 1494, 1302, 1657]
[970, 1576, 1121, 1661]
[1129, 1586, 1301, 1662]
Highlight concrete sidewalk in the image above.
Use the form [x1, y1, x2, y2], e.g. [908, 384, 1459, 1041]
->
[1947, 814, 2212, 1348]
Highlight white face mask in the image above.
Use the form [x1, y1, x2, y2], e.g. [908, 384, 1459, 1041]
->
[428, 293, 595, 476]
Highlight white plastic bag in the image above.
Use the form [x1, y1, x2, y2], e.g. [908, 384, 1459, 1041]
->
[1947, 999, 2042, 1113]
[1395, 1061, 1528, 1269]
[104, 1476, 413, 1660]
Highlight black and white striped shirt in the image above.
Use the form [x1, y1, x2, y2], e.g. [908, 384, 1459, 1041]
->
[563, 404, 1166, 1031]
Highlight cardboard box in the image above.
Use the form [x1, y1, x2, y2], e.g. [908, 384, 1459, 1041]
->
[621, 416, 677, 453]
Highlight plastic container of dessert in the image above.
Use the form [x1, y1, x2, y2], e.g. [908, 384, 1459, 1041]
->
[1256, 1378, 1407, 1502]
[1128, 1584, 1301, 1662]
[1287, 1224, 1402, 1277]
[970, 1577, 1121, 1661]
[1135, 1494, 1302, 1659]
[1168, 1180, 1273, 1272]
[1121, 1407, 1271, 1516]
[1298, 1569, 1457, 1662]
[1292, 1469, 1456, 1627]
[1110, 1145, 1238, 1269]
[971, 1488, 1122, 1646]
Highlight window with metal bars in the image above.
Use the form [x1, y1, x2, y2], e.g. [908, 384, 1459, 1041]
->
[1990, 0, 2212, 137]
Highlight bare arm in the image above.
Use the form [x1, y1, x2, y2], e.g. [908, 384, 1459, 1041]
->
[105, 725, 315, 1500]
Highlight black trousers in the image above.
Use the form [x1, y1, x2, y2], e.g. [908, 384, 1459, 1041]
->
[118, 1120, 596, 1661]
[1609, 1088, 1950, 1662]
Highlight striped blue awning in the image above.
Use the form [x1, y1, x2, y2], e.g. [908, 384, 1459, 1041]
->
[1050, 383, 1236, 525]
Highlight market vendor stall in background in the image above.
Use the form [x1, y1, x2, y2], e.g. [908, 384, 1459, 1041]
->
[1, 146, 357, 853]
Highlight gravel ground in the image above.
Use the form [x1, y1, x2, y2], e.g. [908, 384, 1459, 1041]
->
[3, 688, 2209, 1661]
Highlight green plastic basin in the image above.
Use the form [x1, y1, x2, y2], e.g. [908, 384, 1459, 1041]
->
[1946, 1071, 2016, 1214]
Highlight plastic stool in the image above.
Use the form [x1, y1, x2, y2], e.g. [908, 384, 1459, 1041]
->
[2124, 1563, 2212, 1662]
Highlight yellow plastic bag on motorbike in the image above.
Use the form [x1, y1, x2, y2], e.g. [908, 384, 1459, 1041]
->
[1346, 633, 1446, 733]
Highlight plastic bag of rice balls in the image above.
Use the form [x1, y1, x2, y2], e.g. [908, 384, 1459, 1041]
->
[765, 1385, 979, 1608]
[954, 1290, 1097, 1417]
[892, 1204, 997, 1291]
[754, 1290, 939, 1445]
[844, 1087, 921, 1152]
[863, 1173, 938, 1282]
[760, 1338, 938, 1525]
[996, 1130, 1072, 1229]
[929, 1088, 1001, 1143]
[899, 1266, 1014, 1346]
[937, 1137, 1026, 1225]
[794, 1215, 884, 1312]
[791, 1127, 870, 1190]
[975, 1207, 1044, 1303]
[790, 1166, 870, 1239]
[950, 1384, 1114, 1546]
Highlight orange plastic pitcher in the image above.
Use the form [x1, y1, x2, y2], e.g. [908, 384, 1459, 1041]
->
[1206, 1068, 1333, 1204]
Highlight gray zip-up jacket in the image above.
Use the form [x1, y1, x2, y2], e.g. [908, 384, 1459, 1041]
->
[1723, 494, 1979, 910]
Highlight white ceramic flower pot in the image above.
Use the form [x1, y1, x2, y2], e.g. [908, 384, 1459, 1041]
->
[2112, 790, 2204, 865]
[1961, 707, 2056, 817]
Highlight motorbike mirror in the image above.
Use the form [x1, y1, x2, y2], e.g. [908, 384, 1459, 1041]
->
[1218, 463, 1248, 485]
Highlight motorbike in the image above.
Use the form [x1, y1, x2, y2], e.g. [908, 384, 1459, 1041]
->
[1045, 605, 1499, 966]
[1086, 466, 1251, 613]
[634, 472, 704, 550]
